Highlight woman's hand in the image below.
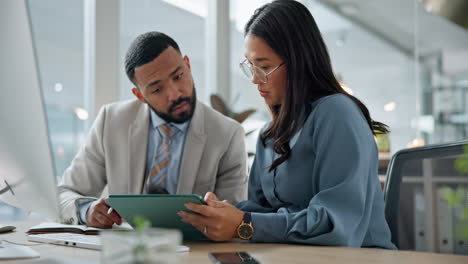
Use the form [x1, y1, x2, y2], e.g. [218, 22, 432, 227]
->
[178, 192, 244, 241]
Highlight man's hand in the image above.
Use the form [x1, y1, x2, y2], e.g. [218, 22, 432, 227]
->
[85, 198, 122, 228]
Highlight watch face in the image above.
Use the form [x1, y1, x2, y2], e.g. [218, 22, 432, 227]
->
[238, 224, 254, 239]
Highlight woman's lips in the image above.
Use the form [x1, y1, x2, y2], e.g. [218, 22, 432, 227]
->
[259, 90, 269, 97]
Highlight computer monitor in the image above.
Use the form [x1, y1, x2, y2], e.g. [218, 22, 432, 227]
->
[0, 0, 61, 221]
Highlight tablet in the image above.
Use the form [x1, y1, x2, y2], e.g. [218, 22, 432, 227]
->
[107, 194, 207, 240]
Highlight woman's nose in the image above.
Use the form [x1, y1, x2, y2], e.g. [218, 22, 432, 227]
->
[251, 73, 262, 85]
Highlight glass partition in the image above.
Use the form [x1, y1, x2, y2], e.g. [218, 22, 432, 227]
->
[119, 0, 207, 102]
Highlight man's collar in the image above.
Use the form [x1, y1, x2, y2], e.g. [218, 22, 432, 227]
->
[149, 107, 189, 132]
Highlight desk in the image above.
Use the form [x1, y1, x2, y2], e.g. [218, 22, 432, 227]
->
[2, 221, 468, 264]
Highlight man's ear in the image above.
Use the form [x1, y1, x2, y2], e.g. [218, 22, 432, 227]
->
[132, 87, 145, 103]
[184, 55, 191, 70]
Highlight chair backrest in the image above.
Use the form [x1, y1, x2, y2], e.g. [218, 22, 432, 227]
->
[383, 140, 468, 252]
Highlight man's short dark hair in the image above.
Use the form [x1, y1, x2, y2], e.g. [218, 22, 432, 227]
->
[125, 31, 181, 85]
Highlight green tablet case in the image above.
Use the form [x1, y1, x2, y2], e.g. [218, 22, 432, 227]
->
[107, 194, 207, 240]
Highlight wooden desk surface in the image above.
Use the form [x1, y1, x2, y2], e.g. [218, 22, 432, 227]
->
[2, 221, 468, 264]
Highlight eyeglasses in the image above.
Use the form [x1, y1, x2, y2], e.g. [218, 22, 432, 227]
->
[239, 59, 284, 84]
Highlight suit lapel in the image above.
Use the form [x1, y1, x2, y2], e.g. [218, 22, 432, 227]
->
[128, 103, 150, 194]
[176, 101, 207, 194]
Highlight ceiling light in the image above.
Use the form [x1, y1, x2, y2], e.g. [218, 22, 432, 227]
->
[54, 83, 63, 92]
[384, 101, 396, 112]
[342, 87, 353, 95]
[56, 146, 65, 158]
[407, 138, 425, 148]
[74, 108, 89, 121]
[340, 82, 353, 95]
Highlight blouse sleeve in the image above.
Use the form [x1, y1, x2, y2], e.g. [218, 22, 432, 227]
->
[236, 135, 275, 213]
[249, 96, 385, 247]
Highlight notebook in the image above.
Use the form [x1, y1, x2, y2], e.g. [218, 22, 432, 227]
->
[26, 222, 133, 235]
[26, 222, 135, 250]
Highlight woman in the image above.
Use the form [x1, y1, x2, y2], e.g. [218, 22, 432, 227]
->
[178, 0, 396, 249]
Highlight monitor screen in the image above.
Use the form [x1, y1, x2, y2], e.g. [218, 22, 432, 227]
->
[0, 0, 60, 221]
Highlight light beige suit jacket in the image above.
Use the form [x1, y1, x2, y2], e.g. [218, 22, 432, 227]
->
[58, 99, 247, 224]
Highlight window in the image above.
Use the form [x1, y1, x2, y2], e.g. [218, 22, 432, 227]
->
[0, 0, 86, 221]
[28, 0, 86, 178]
[119, 0, 207, 102]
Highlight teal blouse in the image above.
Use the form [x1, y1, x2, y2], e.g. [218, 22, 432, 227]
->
[237, 94, 396, 249]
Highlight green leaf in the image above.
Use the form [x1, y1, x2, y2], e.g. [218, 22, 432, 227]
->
[441, 186, 465, 207]
[463, 226, 468, 239]
[463, 207, 468, 219]
[133, 215, 151, 233]
[439, 186, 453, 201]
[454, 187, 465, 204]
[439, 186, 461, 207]
[454, 158, 468, 174]
[454, 144, 468, 174]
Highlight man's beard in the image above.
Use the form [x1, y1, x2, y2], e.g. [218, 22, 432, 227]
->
[148, 86, 197, 124]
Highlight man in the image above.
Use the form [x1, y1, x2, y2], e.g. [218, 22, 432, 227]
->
[58, 32, 248, 228]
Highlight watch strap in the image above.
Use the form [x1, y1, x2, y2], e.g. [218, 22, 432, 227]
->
[243, 212, 252, 224]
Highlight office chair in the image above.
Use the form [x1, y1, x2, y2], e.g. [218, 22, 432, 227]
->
[383, 140, 468, 252]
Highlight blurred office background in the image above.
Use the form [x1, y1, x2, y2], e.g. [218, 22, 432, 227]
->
[1, 0, 468, 254]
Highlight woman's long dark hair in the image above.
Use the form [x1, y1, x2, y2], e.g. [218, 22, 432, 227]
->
[245, 0, 389, 172]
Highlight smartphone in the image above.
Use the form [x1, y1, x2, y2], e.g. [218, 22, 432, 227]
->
[208, 252, 260, 264]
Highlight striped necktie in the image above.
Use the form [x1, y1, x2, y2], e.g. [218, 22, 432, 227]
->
[145, 123, 175, 194]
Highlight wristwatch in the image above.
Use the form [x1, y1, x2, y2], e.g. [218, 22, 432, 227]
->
[237, 212, 254, 240]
